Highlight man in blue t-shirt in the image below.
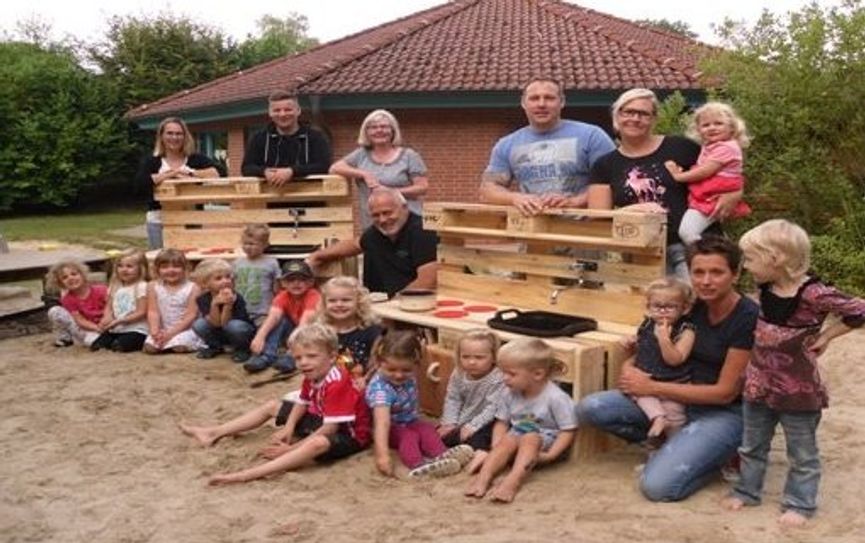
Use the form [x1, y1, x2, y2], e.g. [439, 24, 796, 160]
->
[479, 78, 615, 216]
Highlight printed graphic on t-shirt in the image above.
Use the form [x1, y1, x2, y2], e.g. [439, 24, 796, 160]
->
[622, 165, 668, 205]
[234, 267, 266, 307]
[511, 139, 579, 193]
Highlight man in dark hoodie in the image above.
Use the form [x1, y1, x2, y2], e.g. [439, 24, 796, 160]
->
[241, 90, 332, 186]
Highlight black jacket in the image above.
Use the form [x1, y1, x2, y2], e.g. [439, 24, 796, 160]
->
[240, 123, 332, 178]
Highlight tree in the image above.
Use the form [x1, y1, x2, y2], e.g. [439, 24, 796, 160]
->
[0, 42, 130, 210]
[233, 13, 319, 69]
[699, 0, 865, 293]
[636, 19, 699, 39]
[89, 14, 239, 110]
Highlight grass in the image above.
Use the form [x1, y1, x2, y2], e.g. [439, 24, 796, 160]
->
[0, 208, 147, 250]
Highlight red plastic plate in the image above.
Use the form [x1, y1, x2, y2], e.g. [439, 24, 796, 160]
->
[433, 310, 469, 319]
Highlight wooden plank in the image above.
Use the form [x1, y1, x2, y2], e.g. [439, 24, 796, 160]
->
[438, 245, 662, 287]
[162, 207, 353, 226]
[156, 178, 349, 203]
[164, 225, 353, 248]
[424, 202, 666, 249]
[437, 269, 646, 326]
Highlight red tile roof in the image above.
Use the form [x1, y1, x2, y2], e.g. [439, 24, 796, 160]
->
[128, 0, 710, 120]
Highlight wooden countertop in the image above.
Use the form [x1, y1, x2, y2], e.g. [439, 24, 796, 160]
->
[372, 297, 634, 349]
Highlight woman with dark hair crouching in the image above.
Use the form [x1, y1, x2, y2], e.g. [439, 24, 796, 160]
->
[577, 236, 758, 501]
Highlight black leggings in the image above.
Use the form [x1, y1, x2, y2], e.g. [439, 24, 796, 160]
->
[92, 332, 147, 352]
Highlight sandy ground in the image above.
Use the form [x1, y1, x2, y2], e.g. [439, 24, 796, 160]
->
[1, 330, 863, 543]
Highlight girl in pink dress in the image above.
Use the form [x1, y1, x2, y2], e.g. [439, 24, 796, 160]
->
[665, 101, 752, 244]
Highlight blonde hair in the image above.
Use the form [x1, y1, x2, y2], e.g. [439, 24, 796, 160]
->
[153, 117, 195, 156]
[314, 276, 378, 328]
[611, 88, 659, 133]
[191, 258, 233, 287]
[739, 219, 811, 282]
[45, 259, 91, 292]
[357, 109, 403, 147]
[497, 338, 564, 377]
[241, 223, 271, 245]
[288, 322, 339, 353]
[645, 277, 693, 308]
[687, 101, 751, 149]
[455, 329, 500, 368]
[108, 249, 149, 297]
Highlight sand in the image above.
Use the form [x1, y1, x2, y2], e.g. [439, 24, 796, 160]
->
[1, 330, 863, 543]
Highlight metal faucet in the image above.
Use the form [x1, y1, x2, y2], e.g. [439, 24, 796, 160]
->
[550, 276, 605, 304]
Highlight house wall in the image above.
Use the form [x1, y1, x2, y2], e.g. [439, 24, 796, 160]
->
[191, 106, 612, 232]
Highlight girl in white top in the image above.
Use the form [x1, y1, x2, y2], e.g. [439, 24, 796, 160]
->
[91, 249, 151, 352]
[144, 249, 205, 354]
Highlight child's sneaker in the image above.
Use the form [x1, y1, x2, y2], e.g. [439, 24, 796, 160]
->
[231, 349, 252, 363]
[196, 346, 223, 360]
[436, 444, 474, 467]
[54, 336, 73, 348]
[243, 355, 272, 373]
[273, 355, 297, 375]
[407, 457, 461, 479]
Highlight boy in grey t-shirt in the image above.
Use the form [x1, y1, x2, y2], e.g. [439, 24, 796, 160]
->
[465, 338, 577, 503]
[233, 225, 280, 326]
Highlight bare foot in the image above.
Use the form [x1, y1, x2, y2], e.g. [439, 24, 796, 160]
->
[179, 422, 219, 447]
[778, 510, 810, 528]
[489, 476, 520, 503]
[721, 496, 746, 511]
[466, 451, 488, 475]
[208, 473, 245, 486]
[648, 416, 666, 438]
[464, 476, 490, 498]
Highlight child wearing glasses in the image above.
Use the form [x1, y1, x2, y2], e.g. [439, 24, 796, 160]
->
[627, 277, 696, 446]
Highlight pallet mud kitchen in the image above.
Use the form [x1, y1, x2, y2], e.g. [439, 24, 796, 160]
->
[373, 203, 669, 457]
[153, 175, 355, 274]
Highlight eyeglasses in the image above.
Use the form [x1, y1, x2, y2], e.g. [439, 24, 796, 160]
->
[619, 108, 655, 120]
[647, 302, 681, 312]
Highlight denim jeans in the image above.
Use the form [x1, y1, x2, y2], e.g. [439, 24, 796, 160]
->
[732, 401, 821, 517]
[146, 217, 163, 250]
[260, 317, 294, 362]
[577, 390, 743, 502]
[666, 242, 690, 282]
[192, 318, 255, 351]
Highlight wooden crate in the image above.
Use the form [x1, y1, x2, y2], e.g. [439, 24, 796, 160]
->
[155, 175, 354, 253]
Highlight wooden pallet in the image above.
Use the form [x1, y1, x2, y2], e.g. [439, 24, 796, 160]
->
[155, 175, 354, 253]
[426, 202, 667, 327]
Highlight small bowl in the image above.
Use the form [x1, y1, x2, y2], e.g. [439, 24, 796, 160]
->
[397, 289, 437, 312]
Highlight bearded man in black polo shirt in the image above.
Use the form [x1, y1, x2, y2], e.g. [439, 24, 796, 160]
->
[308, 188, 437, 296]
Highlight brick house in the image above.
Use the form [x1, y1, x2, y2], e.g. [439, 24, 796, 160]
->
[127, 0, 709, 206]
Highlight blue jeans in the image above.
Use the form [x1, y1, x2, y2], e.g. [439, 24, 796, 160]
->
[732, 401, 821, 517]
[146, 219, 163, 250]
[261, 317, 294, 362]
[192, 318, 255, 351]
[578, 390, 743, 502]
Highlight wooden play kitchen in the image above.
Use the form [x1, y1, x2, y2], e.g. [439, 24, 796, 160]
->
[153, 175, 355, 273]
[373, 202, 668, 458]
